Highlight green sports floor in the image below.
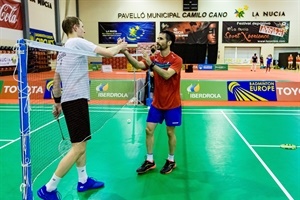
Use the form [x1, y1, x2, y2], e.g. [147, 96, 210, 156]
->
[0, 104, 299, 200]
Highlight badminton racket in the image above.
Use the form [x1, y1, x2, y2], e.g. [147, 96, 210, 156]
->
[57, 119, 72, 155]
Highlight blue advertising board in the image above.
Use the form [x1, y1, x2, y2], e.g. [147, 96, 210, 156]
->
[29, 28, 56, 44]
[98, 22, 155, 44]
[227, 81, 277, 101]
[198, 64, 214, 70]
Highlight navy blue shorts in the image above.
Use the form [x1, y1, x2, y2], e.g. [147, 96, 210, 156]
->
[147, 105, 182, 126]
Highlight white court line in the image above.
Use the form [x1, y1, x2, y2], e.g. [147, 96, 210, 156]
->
[0, 139, 14, 142]
[0, 118, 59, 150]
[221, 110, 294, 200]
[1, 108, 300, 116]
[224, 113, 300, 116]
[0, 105, 299, 112]
[252, 144, 300, 148]
[0, 139, 16, 149]
[0, 139, 19, 150]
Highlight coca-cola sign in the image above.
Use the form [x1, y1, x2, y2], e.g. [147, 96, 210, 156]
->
[0, 0, 22, 30]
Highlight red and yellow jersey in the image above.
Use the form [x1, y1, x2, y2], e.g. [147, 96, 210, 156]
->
[143, 51, 183, 109]
[296, 56, 300, 63]
[288, 56, 293, 62]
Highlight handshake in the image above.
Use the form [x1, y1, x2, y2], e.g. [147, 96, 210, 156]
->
[117, 37, 128, 53]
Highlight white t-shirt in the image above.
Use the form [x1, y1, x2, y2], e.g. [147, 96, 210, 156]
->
[56, 38, 97, 103]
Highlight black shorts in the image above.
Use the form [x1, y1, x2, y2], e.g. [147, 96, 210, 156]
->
[61, 98, 91, 143]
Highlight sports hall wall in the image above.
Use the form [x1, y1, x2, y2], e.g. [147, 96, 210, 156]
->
[0, 0, 299, 61]
[77, 0, 300, 63]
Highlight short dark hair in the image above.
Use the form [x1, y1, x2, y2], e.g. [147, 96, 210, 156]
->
[62, 16, 81, 35]
[160, 30, 176, 46]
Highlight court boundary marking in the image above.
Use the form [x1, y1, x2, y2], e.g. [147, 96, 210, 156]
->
[0, 107, 299, 150]
[221, 110, 294, 200]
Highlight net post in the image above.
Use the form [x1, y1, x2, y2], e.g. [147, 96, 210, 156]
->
[17, 39, 33, 200]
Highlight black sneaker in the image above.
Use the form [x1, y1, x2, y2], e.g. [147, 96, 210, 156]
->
[136, 160, 156, 174]
[160, 160, 176, 174]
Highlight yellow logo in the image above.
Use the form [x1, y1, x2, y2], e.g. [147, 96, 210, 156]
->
[228, 81, 267, 101]
[46, 80, 54, 91]
[187, 84, 200, 93]
[234, 5, 248, 18]
[96, 83, 109, 92]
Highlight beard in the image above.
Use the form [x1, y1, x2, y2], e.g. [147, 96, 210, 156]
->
[156, 43, 167, 51]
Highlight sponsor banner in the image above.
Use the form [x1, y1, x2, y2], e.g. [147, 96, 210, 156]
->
[0, 0, 23, 30]
[0, 54, 16, 67]
[29, 28, 56, 44]
[224, 58, 250, 65]
[0, 80, 45, 99]
[44, 79, 54, 99]
[197, 64, 228, 70]
[227, 81, 277, 101]
[160, 21, 219, 44]
[90, 80, 134, 100]
[98, 22, 155, 44]
[198, 64, 214, 70]
[276, 82, 300, 102]
[222, 21, 289, 43]
[214, 64, 228, 70]
[181, 80, 227, 101]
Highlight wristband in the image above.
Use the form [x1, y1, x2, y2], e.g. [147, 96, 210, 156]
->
[52, 90, 61, 103]
[53, 96, 61, 103]
[149, 62, 155, 71]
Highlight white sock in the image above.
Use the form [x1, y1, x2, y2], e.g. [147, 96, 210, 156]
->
[168, 154, 174, 162]
[77, 166, 88, 184]
[45, 174, 61, 192]
[146, 154, 154, 162]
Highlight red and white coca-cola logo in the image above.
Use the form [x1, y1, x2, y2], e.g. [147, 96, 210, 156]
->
[0, 0, 22, 30]
[0, 3, 18, 23]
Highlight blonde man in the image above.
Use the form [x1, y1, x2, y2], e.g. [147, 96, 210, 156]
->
[37, 16, 127, 200]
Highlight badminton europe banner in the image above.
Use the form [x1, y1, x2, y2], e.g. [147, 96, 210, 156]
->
[98, 22, 155, 44]
[160, 21, 219, 44]
[227, 81, 277, 101]
[222, 21, 289, 43]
